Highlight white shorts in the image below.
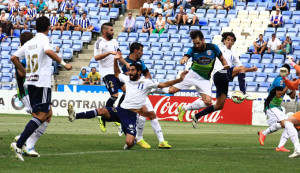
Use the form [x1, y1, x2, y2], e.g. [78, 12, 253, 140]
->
[173, 70, 212, 96]
[265, 107, 287, 126]
[144, 97, 154, 112]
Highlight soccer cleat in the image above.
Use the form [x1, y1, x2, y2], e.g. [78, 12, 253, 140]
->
[115, 122, 121, 126]
[23, 145, 40, 157]
[136, 139, 151, 149]
[276, 146, 291, 152]
[159, 141, 171, 149]
[117, 124, 123, 137]
[67, 104, 76, 122]
[191, 113, 198, 129]
[177, 106, 186, 122]
[10, 142, 24, 161]
[289, 147, 300, 158]
[98, 117, 107, 133]
[245, 93, 256, 100]
[14, 135, 20, 142]
[123, 144, 130, 150]
[258, 131, 266, 146]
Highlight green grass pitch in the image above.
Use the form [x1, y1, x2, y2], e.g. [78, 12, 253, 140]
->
[0, 114, 300, 173]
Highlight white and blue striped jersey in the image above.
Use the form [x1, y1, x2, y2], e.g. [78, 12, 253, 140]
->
[60, 1, 67, 11]
[255, 39, 267, 46]
[276, 0, 287, 6]
[10, 15, 18, 25]
[78, 18, 90, 28]
[27, 8, 37, 18]
[50, 16, 58, 26]
[9, 7, 21, 16]
[69, 17, 78, 25]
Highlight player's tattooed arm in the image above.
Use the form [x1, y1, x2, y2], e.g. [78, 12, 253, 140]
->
[11, 55, 26, 75]
[158, 70, 188, 88]
[114, 52, 122, 78]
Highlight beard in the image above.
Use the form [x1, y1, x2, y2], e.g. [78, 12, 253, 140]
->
[130, 73, 139, 81]
[107, 33, 113, 40]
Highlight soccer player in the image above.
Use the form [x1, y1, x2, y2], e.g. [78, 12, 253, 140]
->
[10, 16, 72, 161]
[153, 30, 229, 122]
[258, 64, 295, 152]
[94, 22, 130, 133]
[121, 42, 171, 149]
[67, 53, 187, 149]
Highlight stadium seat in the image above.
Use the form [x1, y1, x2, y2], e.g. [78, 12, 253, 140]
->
[240, 54, 250, 63]
[138, 33, 149, 42]
[196, 9, 206, 18]
[261, 54, 273, 64]
[235, 2, 246, 10]
[276, 28, 286, 37]
[219, 18, 229, 27]
[127, 33, 138, 42]
[161, 42, 172, 51]
[246, 72, 256, 82]
[183, 43, 193, 52]
[292, 11, 300, 20]
[61, 31, 72, 40]
[258, 82, 270, 92]
[170, 34, 180, 43]
[190, 26, 200, 31]
[282, 11, 292, 20]
[294, 46, 300, 55]
[99, 7, 109, 16]
[89, 7, 99, 16]
[263, 64, 276, 73]
[256, 63, 264, 73]
[163, 51, 174, 61]
[265, 27, 276, 37]
[1, 73, 12, 82]
[168, 25, 178, 34]
[119, 42, 129, 51]
[150, 42, 161, 52]
[201, 26, 211, 35]
[144, 60, 154, 69]
[255, 72, 267, 82]
[71, 31, 82, 40]
[13, 29, 20, 38]
[199, 18, 208, 26]
[208, 18, 219, 27]
[257, 2, 267, 11]
[62, 49, 73, 60]
[227, 9, 237, 19]
[1, 47, 11, 55]
[152, 51, 163, 60]
[181, 34, 190, 43]
[149, 33, 159, 42]
[81, 32, 92, 43]
[272, 54, 284, 64]
[62, 40, 73, 49]
[52, 30, 62, 39]
[175, 64, 185, 71]
[206, 9, 216, 18]
[178, 25, 189, 35]
[216, 10, 227, 19]
[174, 52, 184, 61]
[267, 73, 278, 83]
[153, 60, 164, 69]
[249, 54, 261, 64]
[142, 51, 153, 59]
[158, 33, 170, 42]
[246, 82, 258, 92]
[164, 61, 176, 70]
[117, 32, 128, 42]
[287, 28, 298, 37]
[109, 8, 119, 19]
[2, 84, 12, 90]
[284, 19, 295, 28]
[11, 38, 20, 47]
[172, 43, 183, 52]
[246, 2, 257, 11]
[141, 42, 150, 51]
[1, 64, 13, 73]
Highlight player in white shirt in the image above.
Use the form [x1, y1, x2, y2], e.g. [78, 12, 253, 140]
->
[10, 16, 72, 161]
[67, 53, 187, 149]
[190, 32, 257, 128]
[94, 22, 130, 133]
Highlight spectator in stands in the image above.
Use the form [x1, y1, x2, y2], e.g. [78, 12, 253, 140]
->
[52, 46, 61, 75]
[113, 0, 126, 17]
[8, 10, 18, 29]
[174, 0, 182, 9]
[185, 6, 198, 26]
[58, 0, 67, 13]
[190, 0, 203, 8]
[16, 10, 28, 29]
[151, 2, 163, 17]
[50, 10, 58, 30]
[67, 11, 78, 31]
[0, 20, 13, 42]
[100, 0, 113, 9]
[268, 8, 283, 28]
[141, 16, 153, 33]
[267, 33, 282, 54]
[139, 0, 153, 17]
[0, 10, 7, 24]
[39, 10, 45, 17]
[277, 34, 292, 54]
[253, 34, 267, 54]
[223, 0, 233, 10]
[210, 0, 224, 9]
[7, 0, 18, 12]
[27, 3, 37, 26]
[65, 0, 76, 14]
[167, 6, 186, 25]
[36, 0, 47, 13]
[181, 0, 191, 8]
[162, 0, 173, 19]
[88, 67, 101, 85]
[201, 0, 213, 9]
[152, 13, 165, 35]
[47, 0, 58, 13]
[26, 0, 36, 8]
[55, 11, 68, 32]
[9, 2, 20, 16]
[122, 11, 135, 33]
[272, 0, 287, 11]
[78, 12, 94, 32]
[79, 68, 89, 84]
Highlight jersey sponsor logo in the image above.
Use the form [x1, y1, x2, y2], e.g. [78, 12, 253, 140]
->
[26, 74, 39, 81]
[196, 57, 212, 65]
[112, 108, 117, 112]
[207, 50, 212, 56]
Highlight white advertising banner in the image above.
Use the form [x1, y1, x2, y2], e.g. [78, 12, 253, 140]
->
[252, 101, 268, 126]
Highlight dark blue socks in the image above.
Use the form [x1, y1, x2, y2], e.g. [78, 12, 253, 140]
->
[238, 73, 246, 94]
[117, 93, 126, 107]
[17, 117, 42, 148]
[76, 109, 98, 119]
[106, 96, 118, 107]
[195, 105, 215, 120]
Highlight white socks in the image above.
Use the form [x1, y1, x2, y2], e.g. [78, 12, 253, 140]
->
[26, 122, 49, 149]
[151, 118, 164, 143]
[284, 121, 300, 148]
[278, 129, 289, 148]
[136, 116, 146, 142]
[182, 99, 207, 111]
[262, 123, 282, 136]
[21, 95, 32, 114]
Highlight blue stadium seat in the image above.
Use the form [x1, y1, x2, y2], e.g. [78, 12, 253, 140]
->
[174, 52, 184, 61]
[199, 18, 208, 26]
[153, 60, 164, 69]
[267, 2, 276, 10]
[201, 26, 210, 35]
[243, 63, 253, 68]
[1, 39, 11, 47]
[141, 42, 150, 51]
[144, 60, 154, 69]
[1, 47, 11, 55]
[265, 27, 276, 37]
[161, 42, 172, 51]
[282, 11, 292, 20]
[61, 31, 72, 40]
[127, 33, 138, 42]
[89, 61, 98, 68]
[240, 54, 250, 63]
[206, 9, 216, 18]
[166, 73, 176, 80]
[175, 64, 185, 71]
[216, 10, 227, 19]
[2, 84, 12, 90]
[256, 63, 264, 73]
[152, 51, 163, 60]
[149, 69, 156, 76]
[178, 25, 189, 35]
[181, 34, 191, 43]
[168, 25, 178, 34]
[53, 39, 62, 48]
[81, 32, 92, 43]
[236, 2, 246, 10]
[276, 28, 286, 37]
[292, 11, 300, 20]
[13, 29, 20, 37]
[1, 64, 13, 73]
[227, 10, 237, 19]
[71, 31, 82, 40]
[284, 19, 295, 28]
[294, 46, 300, 55]
[164, 61, 175, 70]
[257, 2, 267, 11]
[256, 72, 267, 82]
[183, 43, 193, 52]
[62, 40, 73, 49]
[77, 0, 87, 7]
[100, 16, 110, 23]
[258, 82, 270, 92]
[246, 72, 255, 82]
[149, 33, 159, 42]
[264, 64, 276, 73]
[247, 82, 258, 92]
[52, 30, 62, 39]
[261, 54, 273, 64]
[150, 42, 161, 52]
[117, 32, 128, 42]
[210, 27, 221, 36]
[190, 26, 200, 31]
[246, 2, 257, 10]
[272, 54, 283, 64]
[158, 33, 170, 42]
[170, 34, 180, 43]
[109, 8, 119, 19]
[62, 49, 73, 60]
[99, 7, 109, 16]
[204, 35, 212, 43]
[219, 18, 229, 27]
[172, 43, 183, 52]
[142, 51, 152, 59]
[267, 73, 278, 83]
[119, 42, 129, 51]
[11, 38, 20, 47]
[1, 73, 12, 82]
[163, 51, 174, 61]
[138, 33, 149, 42]
[89, 7, 99, 16]
[196, 9, 206, 18]
[208, 18, 219, 27]
[287, 28, 298, 37]
[135, 16, 145, 27]
[1, 55, 10, 64]
[72, 40, 83, 52]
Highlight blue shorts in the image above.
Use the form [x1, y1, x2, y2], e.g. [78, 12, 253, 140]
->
[27, 85, 51, 113]
[213, 67, 234, 98]
[103, 75, 125, 95]
[106, 107, 137, 136]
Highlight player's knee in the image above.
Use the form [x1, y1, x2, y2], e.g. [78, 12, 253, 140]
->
[204, 100, 212, 106]
[126, 139, 134, 148]
[147, 111, 156, 120]
[215, 104, 224, 110]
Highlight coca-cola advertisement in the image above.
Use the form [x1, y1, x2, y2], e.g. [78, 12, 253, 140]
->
[149, 95, 253, 125]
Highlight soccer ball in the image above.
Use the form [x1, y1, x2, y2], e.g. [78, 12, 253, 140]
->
[231, 91, 245, 104]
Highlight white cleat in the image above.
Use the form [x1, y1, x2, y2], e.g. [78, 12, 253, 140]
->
[245, 93, 256, 101]
[289, 148, 300, 158]
[23, 145, 40, 157]
[118, 125, 123, 137]
[68, 104, 76, 122]
[191, 113, 198, 129]
[10, 142, 24, 161]
[123, 144, 130, 150]
[14, 135, 20, 142]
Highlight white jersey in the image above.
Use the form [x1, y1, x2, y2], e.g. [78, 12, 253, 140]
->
[213, 44, 242, 74]
[14, 33, 52, 88]
[119, 74, 159, 109]
[94, 37, 119, 77]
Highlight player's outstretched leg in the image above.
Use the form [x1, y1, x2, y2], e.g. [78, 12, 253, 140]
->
[276, 129, 290, 152]
[136, 115, 151, 149]
[258, 123, 281, 146]
[68, 104, 98, 121]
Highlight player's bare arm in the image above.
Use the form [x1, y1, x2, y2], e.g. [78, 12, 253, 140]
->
[95, 51, 117, 61]
[158, 70, 188, 88]
[144, 72, 152, 79]
[179, 56, 189, 65]
[11, 55, 26, 74]
[114, 52, 122, 78]
[45, 50, 72, 70]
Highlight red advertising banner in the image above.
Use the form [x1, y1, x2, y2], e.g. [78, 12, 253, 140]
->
[148, 95, 253, 125]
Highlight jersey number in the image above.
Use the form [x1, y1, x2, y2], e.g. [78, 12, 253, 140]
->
[26, 54, 39, 73]
[137, 83, 144, 90]
[109, 81, 114, 88]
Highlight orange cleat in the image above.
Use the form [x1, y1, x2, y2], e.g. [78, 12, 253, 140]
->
[276, 146, 291, 152]
[258, 131, 266, 146]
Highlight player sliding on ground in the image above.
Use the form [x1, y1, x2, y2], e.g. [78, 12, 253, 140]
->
[67, 52, 188, 149]
[258, 64, 296, 152]
[10, 16, 72, 161]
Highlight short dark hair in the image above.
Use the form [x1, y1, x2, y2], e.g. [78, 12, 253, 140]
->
[221, 32, 236, 43]
[29, 2, 33, 5]
[158, 13, 162, 16]
[282, 64, 291, 73]
[91, 67, 96, 70]
[72, 11, 76, 14]
[145, 16, 149, 19]
[272, 33, 276, 36]
[82, 12, 87, 15]
[36, 16, 50, 32]
[101, 22, 113, 33]
[130, 42, 143, 54]
[60, 11, 64, 14]
[259, 34, 263, 37]
[190, 30, 204, 40]
[20, 32, 34, 46]
[130, 63, 142, 73]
